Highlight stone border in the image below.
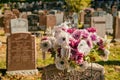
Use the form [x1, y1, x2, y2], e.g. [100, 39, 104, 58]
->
[6, 69, 38, 76]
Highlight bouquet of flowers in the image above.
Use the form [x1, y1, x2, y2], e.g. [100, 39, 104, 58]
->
[40, 23, 110, 72]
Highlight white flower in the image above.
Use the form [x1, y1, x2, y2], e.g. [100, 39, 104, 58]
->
[40, 40, 52, 52]
[102, 49, 110, 61]
[61, 47, 71, 60]
[49, 37, 56, 48]
[80, 61, 89, 70]
[56, 31, 70, 47]
[55, 56, 69, 70]
[77, 40, 91, 56]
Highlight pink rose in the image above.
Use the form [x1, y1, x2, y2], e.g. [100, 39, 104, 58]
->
[87, 27, 96, 33]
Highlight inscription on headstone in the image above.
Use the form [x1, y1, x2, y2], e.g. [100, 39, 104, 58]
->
[7, 33, 36, 71]
[11, 18, 28, 33]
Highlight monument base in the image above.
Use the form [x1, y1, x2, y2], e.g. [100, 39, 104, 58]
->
[6, 69, 38, 76]
[42, 63, 104, 80]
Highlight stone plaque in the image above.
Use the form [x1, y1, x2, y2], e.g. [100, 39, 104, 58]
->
[91, 17, 106, 38]
[11, 18, 28, 33]
[55, 12, 64, 25]
[46, 14, 56, 28]
[42, 64, 104, 80]
[7, 33, 36, 71]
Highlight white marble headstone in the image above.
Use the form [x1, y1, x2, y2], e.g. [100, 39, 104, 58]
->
[105, 13, 113, 34]
[11, 18, 28, 33]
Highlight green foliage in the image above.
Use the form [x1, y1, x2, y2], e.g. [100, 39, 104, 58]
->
[65, 0, 91, 12]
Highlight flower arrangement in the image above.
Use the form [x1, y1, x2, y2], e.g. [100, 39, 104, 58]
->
[40, 23, 110, 72]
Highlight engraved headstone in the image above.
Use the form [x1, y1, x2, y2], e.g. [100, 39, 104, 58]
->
[7, 33, 38, 75]
[11, 18, 28, 33]
[28, 14, 40, 31]
[91, 17, 106, 38]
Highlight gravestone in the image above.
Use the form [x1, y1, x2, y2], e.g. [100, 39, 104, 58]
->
[39, 14, 46, 31]
[28, 14, 40, 31]
[11, 18, 28, 33]
[114, 17, 120, 41]
[91, 17, 106, 38]
[55, 12, 64, 25]
[3, 11, 16, 35]
[46, 14, 56, 28]
[6, 33, 38, 75]
[105, 13, 113, 34]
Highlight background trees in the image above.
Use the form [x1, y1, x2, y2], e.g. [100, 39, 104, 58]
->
[65, 0, 91, 12]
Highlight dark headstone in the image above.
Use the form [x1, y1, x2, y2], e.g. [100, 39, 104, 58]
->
[28, 14, 40, 31]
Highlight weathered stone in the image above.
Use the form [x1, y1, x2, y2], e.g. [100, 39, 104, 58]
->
[7, 33, 37, 71]
[42, 64, 104, 80]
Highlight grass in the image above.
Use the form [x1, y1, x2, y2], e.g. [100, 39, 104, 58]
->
[0, 28, 120, 80]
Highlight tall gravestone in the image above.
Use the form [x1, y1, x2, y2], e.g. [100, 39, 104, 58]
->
[114, 17, 120, 41]
[11, 18, 28, 33]
[105, 13, 113, 34]
[91, 17, 106, 38]
[27, 14, 39, 31]
[3, 10, 16, 35]
[6, 33, 38, 75]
